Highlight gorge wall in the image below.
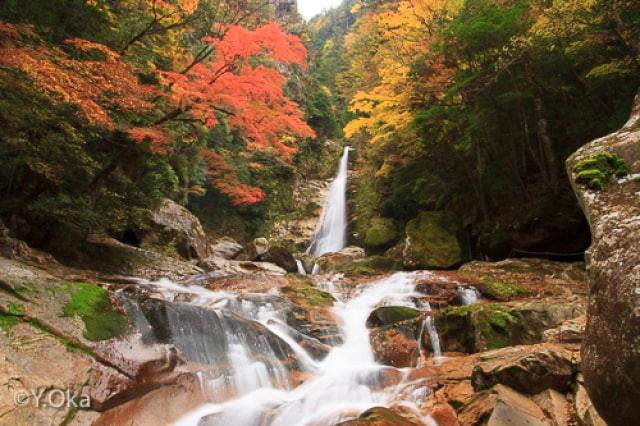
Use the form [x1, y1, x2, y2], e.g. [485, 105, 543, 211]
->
[568, 90, 640, 426]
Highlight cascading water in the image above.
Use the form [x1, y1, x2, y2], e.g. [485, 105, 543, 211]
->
[307, 147, 351, 258]
[138, 272, 439, 425]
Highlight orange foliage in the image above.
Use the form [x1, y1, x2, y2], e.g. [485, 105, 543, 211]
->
[0, 24, 156, 128]
[162, 23, 315, 162]
[128, 127, 172, 153]
[201, 150, 265, 205]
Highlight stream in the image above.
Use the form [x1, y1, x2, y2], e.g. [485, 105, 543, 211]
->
[126, 145, 447, 425]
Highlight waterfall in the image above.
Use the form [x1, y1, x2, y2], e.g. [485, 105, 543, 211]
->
[307, 147, 351, 258]
[142, 272, 438, 425]
[457, 286, 480, 305]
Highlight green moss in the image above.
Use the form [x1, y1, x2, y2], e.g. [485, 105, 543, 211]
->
[573, 153, 628, 190]
[7, 302, 25, 316]
[437, 303, 524, 352]
[62, 282, 127, 341]
[479, 277, 530, 301]
[282, 285, 334, 307]
[363, 217, 397, 249]
[368, 306, 420, 327]
[0, 315, 19, 332]
[331, 256, 403, 276]
[404, 211, 463, 269]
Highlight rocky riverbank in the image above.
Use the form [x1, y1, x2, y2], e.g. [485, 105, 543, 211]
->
[0, 229, 605, 425]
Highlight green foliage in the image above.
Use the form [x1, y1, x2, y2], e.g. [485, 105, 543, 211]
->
[62, 282, 127, 341]
[7, 302, 25, 316]
[0, 315, 19, 332]
[574, 153, 628, 190]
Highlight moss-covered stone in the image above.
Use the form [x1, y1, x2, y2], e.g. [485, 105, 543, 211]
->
[436, 304, 525, 353]
[366, 306, 421, 328]
[62, 282, 127, 341]
[281, 285, 335, 307]
[403, 211, 463, 269]
[329, 256, 403, 276]
[573, 153, 628, 190]
[363, 218, 398, 249]
[477, 277, 530, 301]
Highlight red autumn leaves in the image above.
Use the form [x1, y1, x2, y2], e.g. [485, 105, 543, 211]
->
[0, 21, 315, 205]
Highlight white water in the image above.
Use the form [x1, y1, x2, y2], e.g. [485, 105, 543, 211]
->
[307, 147, 351, 258]
[146, 273, 438, 425]
[458, 286, 480, 305]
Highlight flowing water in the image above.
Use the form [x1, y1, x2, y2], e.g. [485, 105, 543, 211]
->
[307, 147, 351, 258]
[137, 272, 439, 426]
[130, 144, 444, 424]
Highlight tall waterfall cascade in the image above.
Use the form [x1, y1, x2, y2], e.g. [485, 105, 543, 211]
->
[307, 147, 351, 258]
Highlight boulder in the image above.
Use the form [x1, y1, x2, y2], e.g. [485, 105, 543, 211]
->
[196, 258, 287, 276]
[366, 307, 423, 368]
[370, 326, 420, 368]
[0, 220, 58, 265]
[533, 389, 571, 426]
[366, 306, 421, 328]
[363, 217, 398, 249]
[486, 385, 551, 426]
[436, 299, 585, 353]
[543, 315, 586, 344]
[316, 246, 365, 272]
[575, 375, 607, 426]
[209, 237, 243, 259]
[144, 199, 210, 260]
[241, 237, 270, 261]
[259, 246, 298, 273]
[567, 89, 640, 425]
[403, 212, 463, 270]
[471, 344, 577, 394]
[336, 407, 420, 425]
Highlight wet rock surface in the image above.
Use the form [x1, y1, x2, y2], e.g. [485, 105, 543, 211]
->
[0, 235, 603, 426]
[142, 198, 212, 260]
[567, 89, 640, 426]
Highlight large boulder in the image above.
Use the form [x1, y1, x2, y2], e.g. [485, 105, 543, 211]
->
[403, 212, 463, 270]
[435, 299, 585, 353]
[143, 199, 210, 260]
[367, 307, 423, 368]
[567, 89, 640, 425]
[259, 246, 298, 273]
[316, 246, 365, 272]
[363, 217, 398, 249]
[471, 344, 577, 395]
[209, 237, 243, 259]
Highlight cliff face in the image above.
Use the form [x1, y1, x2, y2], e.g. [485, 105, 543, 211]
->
[270, 0, 298, 20]
[567, 90, 640, 426]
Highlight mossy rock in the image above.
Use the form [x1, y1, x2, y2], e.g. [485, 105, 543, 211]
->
[281, 285, 335, 307]
[363, 218, 398, 249]
[62, 282, 128, 341]
[436, 304, 525, 353]
[366, 306, 420, 328]
[403, 211, 463, 269]
[476, 277, 530, 301]
[331, 256, 403, 276]
[573, 152, 628, 190]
